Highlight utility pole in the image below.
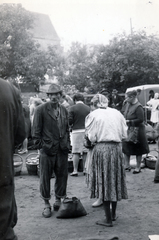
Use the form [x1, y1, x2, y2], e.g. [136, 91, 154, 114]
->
[130, 18, 133, 35]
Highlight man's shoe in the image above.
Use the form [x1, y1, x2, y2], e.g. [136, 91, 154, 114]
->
[92, 198, 103, 207]
[42, 206, 52, 218]
[53, 199, 61, 211]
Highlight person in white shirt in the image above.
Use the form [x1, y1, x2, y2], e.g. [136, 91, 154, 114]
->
[147, 92, 159, 127]
[85, 94, 128, 227]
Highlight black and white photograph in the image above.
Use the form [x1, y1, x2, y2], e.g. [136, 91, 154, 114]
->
[0, 1, 159, 240]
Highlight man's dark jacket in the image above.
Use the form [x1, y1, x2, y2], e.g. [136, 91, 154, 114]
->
[33, 102, 70, 156]
[111, 94, 123, 111]
[0, 78, 26, 239]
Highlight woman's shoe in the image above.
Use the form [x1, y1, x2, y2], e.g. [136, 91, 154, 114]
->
[92, 198, 103, 207]
[96, 219, 113, 227]
[125, 166, 131, 172]
[18, 149, 28, 154]
[112, 215, 118, 221]
[133, 169, 141, 174]
[70, 172, 78, 177]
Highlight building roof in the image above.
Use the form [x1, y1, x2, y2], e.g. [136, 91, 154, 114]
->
[30, 12, 60, 50]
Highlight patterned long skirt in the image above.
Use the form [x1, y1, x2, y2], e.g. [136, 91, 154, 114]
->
[89, 142, 128, 202]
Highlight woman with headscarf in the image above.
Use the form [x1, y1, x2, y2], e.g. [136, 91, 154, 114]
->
[85, 94, 128, 227]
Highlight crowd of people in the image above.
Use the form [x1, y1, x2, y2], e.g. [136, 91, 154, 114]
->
[2, 80, 159, 239]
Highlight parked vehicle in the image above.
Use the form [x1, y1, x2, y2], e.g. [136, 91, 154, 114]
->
[126, 84, 159, 106]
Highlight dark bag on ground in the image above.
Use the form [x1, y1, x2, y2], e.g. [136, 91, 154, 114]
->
[126, 126, 139, 144]
[56, 197, 87, 218]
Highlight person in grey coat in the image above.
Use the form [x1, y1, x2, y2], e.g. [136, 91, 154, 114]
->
[33, 84, 70, 218]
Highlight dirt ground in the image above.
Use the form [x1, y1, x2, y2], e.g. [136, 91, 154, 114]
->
[13, 143, 159, 240]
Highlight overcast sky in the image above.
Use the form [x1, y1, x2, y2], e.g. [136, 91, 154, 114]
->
[1, 0, 159, 48]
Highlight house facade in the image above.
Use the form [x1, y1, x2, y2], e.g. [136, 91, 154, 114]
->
[29, 12, 61, 50]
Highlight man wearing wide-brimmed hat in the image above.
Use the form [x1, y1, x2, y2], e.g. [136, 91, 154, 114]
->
[33, 83, 70, 218]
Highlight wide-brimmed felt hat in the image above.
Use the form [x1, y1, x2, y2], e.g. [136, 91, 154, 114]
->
[46, 84, 62, 94]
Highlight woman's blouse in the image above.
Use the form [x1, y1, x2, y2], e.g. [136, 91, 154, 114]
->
[85, 107, 127, 143]
[147, 98, 159, 112]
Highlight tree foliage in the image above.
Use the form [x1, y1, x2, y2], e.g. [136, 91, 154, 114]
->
[64, 32, 159, 93]
[0, 4, 49, 85]
[64, 42, 97, 92]
[1, 4, 159, 94]
[45, 45, 67, 85]
[90, 31, 159, 92]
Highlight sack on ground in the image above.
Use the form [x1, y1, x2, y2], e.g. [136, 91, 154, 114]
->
[126, 126, 139, 144]
[56, 197, 87, 218]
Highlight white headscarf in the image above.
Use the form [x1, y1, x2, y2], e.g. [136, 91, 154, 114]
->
[91, 94, 108, 108]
